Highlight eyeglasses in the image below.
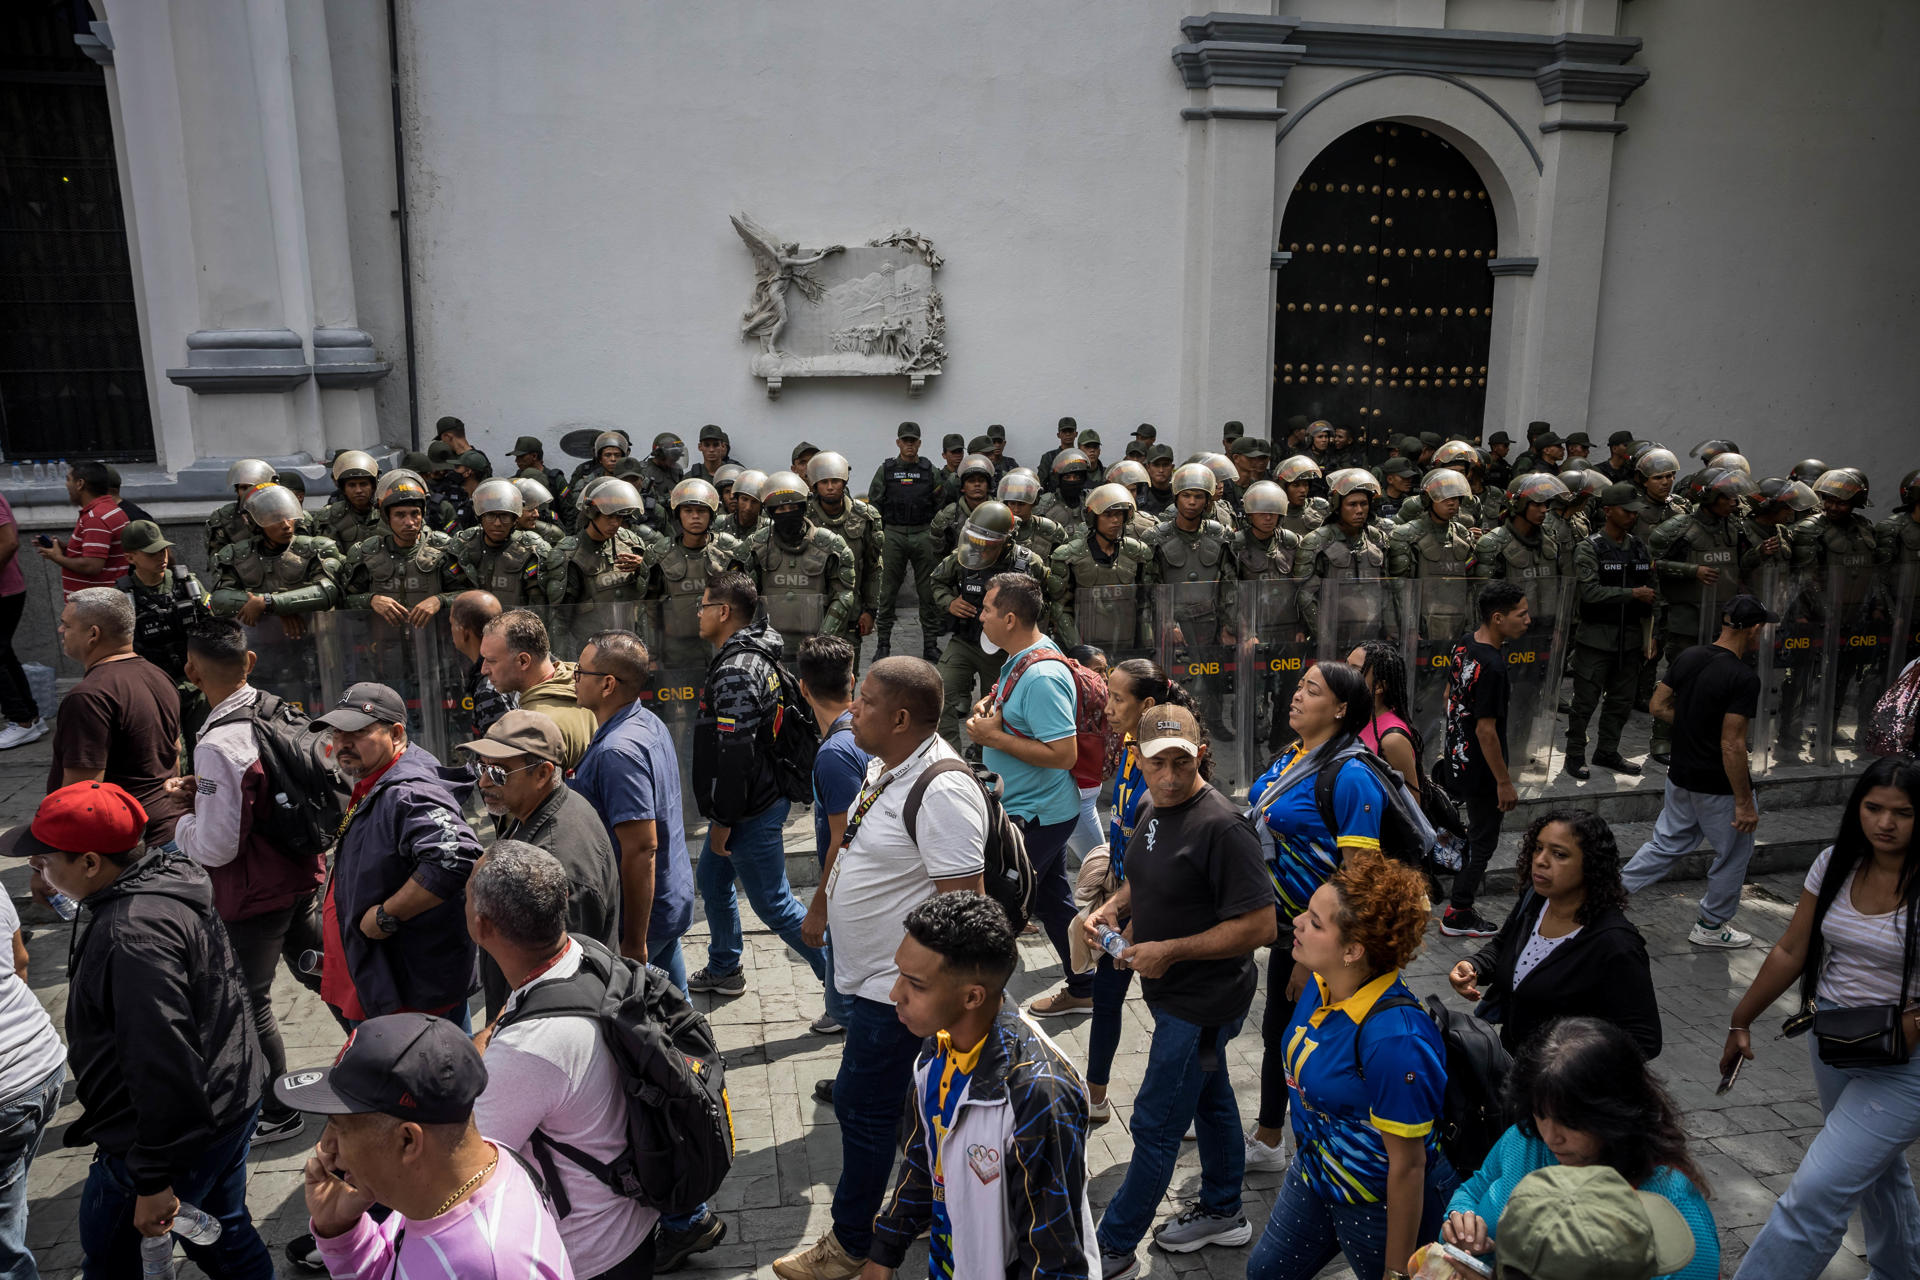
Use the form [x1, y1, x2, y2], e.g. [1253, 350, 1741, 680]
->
[572, 667, 614, 680]
[694, 601, 725, 613]
[467, 760, 545, 785]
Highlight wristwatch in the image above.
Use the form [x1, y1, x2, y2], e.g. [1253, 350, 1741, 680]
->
[261, 593, 275, 613]
[374, 906, 401, 936]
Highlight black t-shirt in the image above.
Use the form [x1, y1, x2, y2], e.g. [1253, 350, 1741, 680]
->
[1444, 635, 1511, 796]
[1123, 784, 1275, 1026]
[1665, 643, 1761, 794]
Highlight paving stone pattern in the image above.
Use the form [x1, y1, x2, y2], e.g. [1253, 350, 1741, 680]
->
[0, 724, 1902, 1278]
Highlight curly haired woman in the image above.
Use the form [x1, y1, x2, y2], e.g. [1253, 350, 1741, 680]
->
[1448, 807, 1663, 1059]
[1246, 851, 1456, 1280]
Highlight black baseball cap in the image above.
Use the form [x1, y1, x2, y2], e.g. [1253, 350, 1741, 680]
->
[897, 421, 922, 441]
[1723, 595, 1779, 628]
[1608, 430, 1636, 447]
[942, 433, 965, 451]
[312, 682, 409, 732]
[1488, 431, 1512, 446]
[1134, 422, 1156, 440]
[275, 1012, 487, 1124]
[698, 424, 728, 444]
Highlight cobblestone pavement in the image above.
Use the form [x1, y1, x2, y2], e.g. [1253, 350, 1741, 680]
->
[0, 729, 1902, 1279]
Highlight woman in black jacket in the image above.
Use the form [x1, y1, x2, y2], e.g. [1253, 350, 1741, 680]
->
[1447, 807, 1663, 1059]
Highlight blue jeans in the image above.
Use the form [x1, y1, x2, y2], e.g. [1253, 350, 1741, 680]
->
[78, 1104, 274, 1280]
[1020, 815, 1091, 998]
[1069, 785, 1103, 858]
[1085, 955, 1135, 1087]
[1246, 1150, 1455, 1280]
[651, 930, 688, 997]
[1736, 1038, 1920, 1279]
[1096, 1006, 1246, 1252]
[696, 800, 826, 980]
[830, 995, 926, 1257]
[0, 1065, 63, 1280]
[822, 934, 856, 1025]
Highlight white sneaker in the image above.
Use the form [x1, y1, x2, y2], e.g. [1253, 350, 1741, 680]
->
[1088, 1096, 1112, 1125]
[0, 719, 47, 750]
[1243, 1132, 1288, 1170]
[1689, 921, 1753, 949]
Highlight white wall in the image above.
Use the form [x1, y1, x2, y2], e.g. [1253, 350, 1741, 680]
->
[1592, 0, 1920, 497]
[396, 0, 1198, 482]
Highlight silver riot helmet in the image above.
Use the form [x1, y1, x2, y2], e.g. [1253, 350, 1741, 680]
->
[1241, 480, 1289, 517]
[1431, 440, 1480, 471]
[1558, 467, 1608, 500]
[1274, 455, 1323, 485]
[732, 469, 770, 505]
[581, 479, 643, 519]
[1083, 483, 1137, 522]
[1326, 468, 1383, 498]
[376, 469, 428, 507]
[1711, 451, 1752, 476]
[471, 478, 526, 518]
[226, 459, 277, 492]
[712, 462, 744, 492]
[1200, 454, 1238, 491]
[512, 476, 555, 510]
[1172, 462, 1219, 498]
[996, 471, 1042, 506]
[670, 477, 722, 513]
[1106, 460, 1150, 489]
[805, 451, 851, 486]
[330, 450, 380, 484]
[956, 501, 1016, 570]
[243, 482, 304, 527]
[1634, 447, 1681, 480]
[959, 453, 998, 483]
[1420, 468, 1472, 503]
[759, 470, 811, 511]
[1049, 448, 1092, 478]
[593, 431, 629, 459]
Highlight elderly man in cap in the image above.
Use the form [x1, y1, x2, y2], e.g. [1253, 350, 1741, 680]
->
[276, 1012, 571, 1278]
[459, 709, 621, 1017]
[313, 682, 482, 1031]
[3, 782, 275, 1277]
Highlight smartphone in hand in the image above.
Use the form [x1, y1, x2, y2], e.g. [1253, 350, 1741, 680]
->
[1717, 1056, 1743, 1095]
[33, 535, 53, 549]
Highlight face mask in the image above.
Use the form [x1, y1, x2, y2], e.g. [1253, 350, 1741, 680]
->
[1058, 477, 1086, 502]
[772, 509, 807, 541]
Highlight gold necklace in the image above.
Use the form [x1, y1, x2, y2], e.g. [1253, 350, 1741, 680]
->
[432, 1155, 498, 1218]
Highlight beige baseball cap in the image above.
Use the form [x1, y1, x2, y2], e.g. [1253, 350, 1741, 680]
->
[456, 709, 565, 766]
[1137, 705, 1203, 758]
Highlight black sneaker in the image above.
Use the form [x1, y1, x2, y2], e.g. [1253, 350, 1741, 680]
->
[686, 966, 746, 996]
[1592, 749, 1642, 776]
[1440, 907, 1500, 938]
[813, 1077, 835, 1104]
[874, 634, 892, 660]
[922, 639, 941, 663]
[656, 1210, 727, 1272]
[1648, 751, 1672, 767]
[285, 1234, 326, 1274]
[1564, 755, 1590, 781]
[252, 1108, 306, 1146]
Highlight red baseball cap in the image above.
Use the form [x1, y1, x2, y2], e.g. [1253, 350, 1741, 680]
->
[0, 781, 147, 859]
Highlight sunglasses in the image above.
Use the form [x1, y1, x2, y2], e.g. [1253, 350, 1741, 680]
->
[467, 760, 545, 785]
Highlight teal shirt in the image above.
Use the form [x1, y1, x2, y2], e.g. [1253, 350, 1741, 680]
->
[1447, 1125, 1719, 1280]
[986, 637, 1081, 825]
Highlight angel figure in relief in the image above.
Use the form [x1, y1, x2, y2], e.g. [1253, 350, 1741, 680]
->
[731, 214, 844, 355]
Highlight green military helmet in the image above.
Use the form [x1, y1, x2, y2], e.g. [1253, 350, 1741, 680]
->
[330, 450, 380, 484]
[1420, 468, 1472, 503]
[1812, 467, 1870, 508]
[997, 470, 1042, 506]
[1712, 451, 1751, 476]
[1789, 458, 1829, 486]
[806, 451, 851, 486]
[512, 475, 555, 509]
[1242, 480, 1288, 517]
[1431, 440, 1479, 471]
[472, 478, 525, 517]
[651, 432, 686, 463]
[1049, 448, 1092, 478]
[1633, 447, 1681, 480]
[1105, 459, 1149, 489]
[1696, 467, 1757, 504]
[593, 431, 629, 460]
[580, 478, 642, 518]
[760, 469, 810, 511]
[1507, 472, 1570, 509]
[1199, 454, 1237, 490]
[1084, 483, 1136, 519]
[1274, 455, 1322, 485]
[243, 482, 304, 526]
[1327, 467, 1382, 497]
[376, 469, 431, 510]
[226, 458, 277, 492]
[712, 462, 744, 492]
[733, 469, 770, 503]
[670, 477, 721, 513]
[1755, 477, 1818, 517]
[959, 453, 998, 483]
[957, 500, 1016, 569]
[1172, 462, 1219, 498]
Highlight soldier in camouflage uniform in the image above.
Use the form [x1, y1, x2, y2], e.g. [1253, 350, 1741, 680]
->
[318, 450, 383, 552]
[335, 470, 463, 624]
[546, 477, 652, 649]
[563, 430, 631, 515]
[505, 434, 574, 529]
[1565, 483, 1657, 780]
[1876, 469, 1920, 567]
[1473, 472, 1569, 583]
[1140, 443, 1176, 519]
[931, 454, 997, 553]
[715, 468, 768, 540]
[1747, 478, 1817, 574]
[687, 424, 744, 482]
[1629, 445, 1690, 710]
[1035, 417, 1080, 495]
[399, 450, 463, 533]
[806, 450, 885, 664]
[1148, 462, 1240, 741]
[935, 432, 967, 506]
[1232, 481, 1307, 751]
[117, 520, 212, 747]
[741, 470, 858, 661]
[645, 477, 745, 671]
[1393, 441, 1485, 529]
[1034, 447, 1094, 545]
[512, 473, 567, 547]
[929, 501, 1047, 747]
[867, 423, 943, 661]
[209, 483, 343, 639]
[1788, 468, 1890, 752]
[999, 470, 1067, 562]
[1389, 469, 1479, 641]
[1102, 460, 1160, 540]
[1292, 469, 1392, 647]
[451, 478, 551, 609]
[1049, 483, 1157, 654]
[633, 432, 687, 532]
[1375, 456, 1419, 522]
[272, 469, 322, 539]
[206, 459, 278, 558]
[1274, 455, 1325, 538]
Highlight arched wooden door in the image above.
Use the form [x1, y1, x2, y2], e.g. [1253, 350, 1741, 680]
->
[1273, 121, 1497, 453]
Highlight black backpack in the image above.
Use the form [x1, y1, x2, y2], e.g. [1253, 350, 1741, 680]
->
[1312, 746, 1438, 872]
[496, 936, 735, 1217]
[904, 759, 1034, 932]
[764, 661, 822, 806]
[1356, 992, 1513, 1176]
[208, 690, 346, 860]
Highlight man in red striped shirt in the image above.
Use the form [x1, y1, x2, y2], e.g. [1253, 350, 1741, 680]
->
[37, 462, 129, 597]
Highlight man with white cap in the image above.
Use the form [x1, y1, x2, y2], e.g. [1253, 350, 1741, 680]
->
[1081, 705, 1276, 1275]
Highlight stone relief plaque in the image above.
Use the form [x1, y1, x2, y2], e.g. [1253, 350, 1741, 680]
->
[731, 214, 944, 398]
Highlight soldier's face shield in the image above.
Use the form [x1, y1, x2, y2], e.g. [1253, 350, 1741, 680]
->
[957, 525, 1009, 570]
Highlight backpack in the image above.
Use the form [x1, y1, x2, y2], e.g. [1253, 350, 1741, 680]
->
[1356, 992, 1513, 1176]
[764, 660, 823, 805]
[208, 690, 346, 860]
[904, 759, 1035, 932]
[994, 649, 1111, 789]
[1311, 745, 1439, 872]
[496, 936, 735, 1218]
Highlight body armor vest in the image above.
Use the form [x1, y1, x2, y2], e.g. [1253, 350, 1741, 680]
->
[655, 536, 742, 640]
[1658, 512, 1744, 609]
[564, 528, 648, 603]
[321, 501, 380, 551]
[1310, 525, 1388, 578]
[1580, 532, 1655, 625]
[1399, 517, 1475, 578]
[1064, 536, 1153, 650]
[876, 457, 940, 526]
[756, 527, 837, 636]
[1233, 529, 1301, 630]
[120, 572, 204, 680]
[229, 537, 333, 592]
[459, 531, 544, 605]
[950, 544, 1041, 646]
[1154, 520, 1230, 628]
[356, 533, 455, 607]
[811, 498, 879, 585]
[1485, 524, 1558, 581]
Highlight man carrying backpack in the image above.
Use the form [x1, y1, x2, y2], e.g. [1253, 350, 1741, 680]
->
[165, 618, 324, 1147]
[469, 842, 659, 1278]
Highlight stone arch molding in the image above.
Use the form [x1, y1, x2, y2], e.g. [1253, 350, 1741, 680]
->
[1272, 72, 1540, 261]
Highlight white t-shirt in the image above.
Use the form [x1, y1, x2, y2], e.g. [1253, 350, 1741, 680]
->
[1512, 912, 1581, 988]
[475, 941, 655, 1275]
[1807, 847, 1913, 1008]
[826, 735, 988, 1003]
[0, 895, 65, 1103]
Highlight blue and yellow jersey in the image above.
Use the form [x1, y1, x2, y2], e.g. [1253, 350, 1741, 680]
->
[1107, 737, 1147, 881]
[1248, 745, 1387, 917]
[1283, 970, 1446, 1205]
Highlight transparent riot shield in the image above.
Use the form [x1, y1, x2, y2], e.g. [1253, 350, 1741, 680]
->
[1404, 577, 1479, 763]
[1151, 585, 1246, 800]
[1311, 576, 1411, 664]
[1503, 576, 1574, 795]
[756, 589, 831, 661]
[1237, 579, 1314, 791]
[545, 599, 648, 663]
[1891, 561, 1920, 687]
[1761, 566, 1825, 769]
[631, 599, 705, 823]
[1072, 583, 1154, 660]
[1739, 565, 1791, 778]
[311, 609, 452, 760]
[1815, 563, 1900, 768]
[241, 614, 327, 715]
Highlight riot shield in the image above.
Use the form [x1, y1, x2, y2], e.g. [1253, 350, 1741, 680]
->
[1403, 576, 1478, 763]
[545, 598, 645, 663]
[1814, 563, 1899, 768]
[311, 609, 449, 759]
[1152, 585, 1246, 800]
[1236, 587, 1312, 796]
[1311, 576, 1411, 663]
[755, 589, 831, 660]
[241, 614, 327, 715]
[1739, 566, 1791, 778]
[630, 599, 705, 823]
[1503, 576, 1574, 795]
[1763, 566, 1826, 768]
[1892, 561, 1920, 680]
[1072, 583, 1154, 657]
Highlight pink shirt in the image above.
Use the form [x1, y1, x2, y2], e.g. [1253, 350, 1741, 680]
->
[313, 1142, 575, 1280]
[0, 494, 22, 597]
[1360, 710, 1414, 755]
[64, 495, 128, 596]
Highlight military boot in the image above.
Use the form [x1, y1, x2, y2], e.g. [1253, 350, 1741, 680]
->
[874, 630, 891, 660]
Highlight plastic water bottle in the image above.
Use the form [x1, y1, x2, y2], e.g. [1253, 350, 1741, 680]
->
[31, 461, 45, 484]
[46, 892, 78, 922]
[139, 1235, 173, 1279]
[171, 1203, 223, 1245]
[6, 463, 18, 485]
[1096, 926, 1128, 961]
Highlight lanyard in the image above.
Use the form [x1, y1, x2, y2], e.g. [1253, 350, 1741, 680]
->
[839, 738, 938, 851]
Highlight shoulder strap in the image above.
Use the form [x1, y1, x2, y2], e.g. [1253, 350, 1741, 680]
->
[904, 759, 974, 842]
[992, 647, 1063, 709]
[205, 689, 279, 735]
[1352, 993, 1425, 1079]
[1313, 758, 1340, 836]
